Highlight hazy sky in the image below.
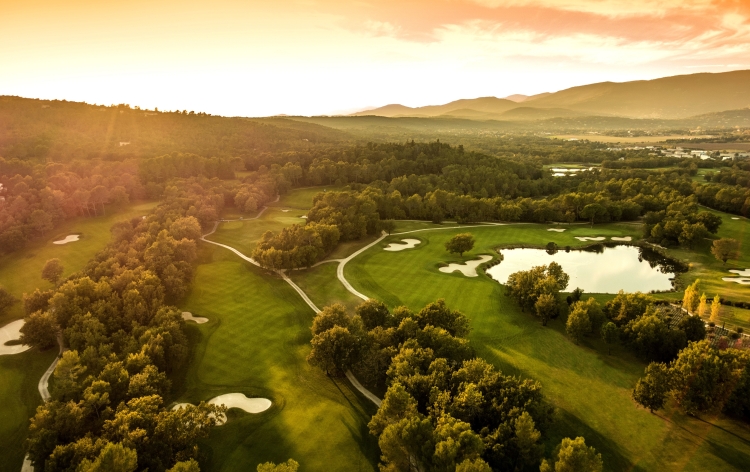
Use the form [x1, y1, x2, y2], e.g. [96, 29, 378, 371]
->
[1, 0, 749, 116]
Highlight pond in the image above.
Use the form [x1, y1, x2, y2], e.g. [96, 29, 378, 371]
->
[486, 245, 681, 293]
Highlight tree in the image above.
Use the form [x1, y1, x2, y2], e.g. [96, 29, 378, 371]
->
[445, 233, 475, 257]
[380, 219, 396, 235]
[513, 411, 543, 468]
[356, 299, 390, 330]
[601, 322, 618, 354]
[19, 310, 58, 349]
[580, 203, 607, 227]
[711, 238, 741, 265]
[456, 459, 491, 472]
[632, 362, 670, 413]
[566, 305, 591, 344]
[257, 459, 299, 472]
[677, 315, 706, 342]
[0, 286, 17, 317]
[682, 280, 701, 314]
[41, 258, 64, 285]
[697, 293, 707, 317]
[710, 295, 722, 323]
[307, 326, 360, 375]
[540, 437, 603, 472]
[78, 442, 137, 472]
[535, 293, 558, 327]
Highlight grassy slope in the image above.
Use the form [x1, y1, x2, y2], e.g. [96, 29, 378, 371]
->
[340, 223, 750, 472]
[177, 246, 378, 471]
[0, 348, 57, 472]
[0, 201, 158, 325]
[269, 185, 349, 210]
[207, 208, 307, 255]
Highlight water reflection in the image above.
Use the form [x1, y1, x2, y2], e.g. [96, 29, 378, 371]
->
[487, 245, 681, 293]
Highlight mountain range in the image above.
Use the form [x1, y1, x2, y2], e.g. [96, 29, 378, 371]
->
[351, 70, 750, 120]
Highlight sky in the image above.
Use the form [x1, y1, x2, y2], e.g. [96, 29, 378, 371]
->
[1, 0, 749, 117]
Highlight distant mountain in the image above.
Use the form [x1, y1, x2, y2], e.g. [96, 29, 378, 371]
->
[351, 97, 519, 118]
[352, 70, 750, 120]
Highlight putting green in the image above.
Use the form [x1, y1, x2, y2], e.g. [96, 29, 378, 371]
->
[177, 245, 378, 471]
[341, 223, 750, 471]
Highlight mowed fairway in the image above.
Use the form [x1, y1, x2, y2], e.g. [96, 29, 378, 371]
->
[0, 348, 57, 472]
[343, 223, 750, 471]
[177, 246, 379, 471]
[0, 201, 157, 325]
[208, 208, 307, 255]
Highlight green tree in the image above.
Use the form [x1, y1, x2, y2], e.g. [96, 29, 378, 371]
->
[307, 326, 360, 375]
[380, 219, 397, 235]
[257, 459, 299, 472]
[540, 437, 603, 472]
[513, 411, 543, 468]
[580, 203, 606, 227]
[456, 458, 492, 472]
[711, 238, 741, 264]
[445, 233, 475, 257]
[600, 322, 618, 354]
[311, 304, 350, 335]
[41, 258, 64, 285]
[356, 299, 390, 330]
[0, 286, 17, 317]
[632, 362, 670, 413]
[19, 310, 58, 349]
[535, 293, 558, 327]
[682, 280, 701, 313]
[77, 442, 137, 472]
[566, 305, 591, 344]
[678, 315, 706, 342]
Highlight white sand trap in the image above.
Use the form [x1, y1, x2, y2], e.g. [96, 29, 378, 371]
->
[729, 269, 750, 277]
[282, 209, 290, 212]
[611, 236, 632, 241]
[0, 320, 31, 355]
[439, 255, 493, 277]
[300, 215, 307, 219]
[547, 228, 566, 232]
[172, 393, 271, 425]
[53, 234, 79, 245]
[732, 217, 740, 220]
[723, 277, 750, 285]
[182, 312, 208, 324]
[384, 239, 421, 252]
[575, 237, 606, 241]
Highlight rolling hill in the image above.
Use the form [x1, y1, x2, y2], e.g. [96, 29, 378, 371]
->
[352, 70, 750, 120]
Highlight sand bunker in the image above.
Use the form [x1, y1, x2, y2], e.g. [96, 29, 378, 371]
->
[575, 237, 606, 241]
[53, 234, 79, 245]
[732, 217, 740, 220]
[172, 393, 271, 425]
[300, 215, 307, 219]
[384, 239, 421, 252]
[439, 255, 493, 278]
[611, 236, 632, 241]
[0, 320, 31, 355]
[182, 312, 208, 324]
[547, 228, 566, 232]
[282, 209, 290, 212]
[723, 269, 750, 285]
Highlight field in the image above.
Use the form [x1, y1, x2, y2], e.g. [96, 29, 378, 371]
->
[311, 222, 750, 471]
[0, 348, 57, 472]
[176, 246, 379, 471]
[0, 201, 158, 325]
[269, 185, 349, 210]
[550, 135, 713, 143]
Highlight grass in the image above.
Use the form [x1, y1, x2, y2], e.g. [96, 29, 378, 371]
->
[208, 208, 307, 255]
[0, 201, 158, 326]
[288, 263, 362, 313]
[339, 223, 750, 471]
[0, 348, 58, 472]
[176, 245, 379, 471]
[269, 185, 349, 210]
[664, 209, 749, 304]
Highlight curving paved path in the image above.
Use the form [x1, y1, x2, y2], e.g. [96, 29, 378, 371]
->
[336, 233, 388, 301]
[199, 221, 383, 408]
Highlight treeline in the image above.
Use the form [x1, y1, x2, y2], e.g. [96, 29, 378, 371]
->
[17, 178, 228, 471]
[0, 157, 144, 254]
[307, 300, 603, 471]
[0, 96, 348, 161]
